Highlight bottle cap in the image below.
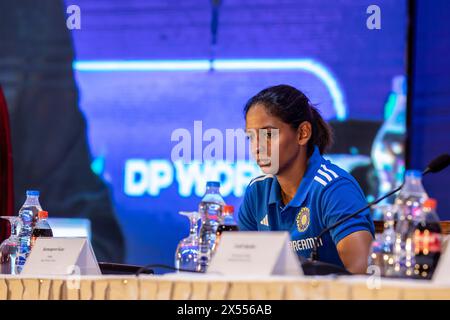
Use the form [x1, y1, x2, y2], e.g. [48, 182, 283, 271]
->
[423, 198, 437, 210]
[26, 190, 40, 196]
[38, 211, 48, 219]
[223, 205, 234, 215]
[206, 181, 220, 188]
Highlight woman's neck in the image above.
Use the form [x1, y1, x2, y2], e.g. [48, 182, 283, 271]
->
[277, 150, 308, 205]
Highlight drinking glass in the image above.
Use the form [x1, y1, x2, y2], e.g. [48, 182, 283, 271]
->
[175, 211, 201, 272]
[369, 204, 397, 277]
[0, 216, 21, 275]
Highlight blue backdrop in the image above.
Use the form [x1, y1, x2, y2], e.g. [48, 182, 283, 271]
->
[66, 0, 407, 266]
[410, 0, 450, 221]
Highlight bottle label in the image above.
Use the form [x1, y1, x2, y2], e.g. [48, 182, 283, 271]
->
[414, 230, 441, 253]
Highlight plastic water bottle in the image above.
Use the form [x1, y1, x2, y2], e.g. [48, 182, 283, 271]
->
[197, 181, 225, 272]
[371, 75, 406, 201]
[18, 190, 43, 228]
[393, 170, 428, 277]
[31, 211, 54, 249]
[413, 198, 442, 279]
[16, 209, 33, 273]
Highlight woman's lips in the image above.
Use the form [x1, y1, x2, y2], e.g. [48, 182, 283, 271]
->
[257, 159, 271, 166]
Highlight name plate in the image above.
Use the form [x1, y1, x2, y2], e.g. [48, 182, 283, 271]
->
[432, 235, 450, 283]
[207, 231, 303, 276]
[21, 237, 101, 276]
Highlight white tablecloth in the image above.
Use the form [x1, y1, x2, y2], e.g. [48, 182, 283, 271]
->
[0, 274, 449, 300]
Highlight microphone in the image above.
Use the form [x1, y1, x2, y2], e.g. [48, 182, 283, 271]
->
[309, 153, 450, 264]
[423, 153, 450, 175]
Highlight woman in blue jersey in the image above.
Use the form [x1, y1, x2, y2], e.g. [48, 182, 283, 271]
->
[239, 84, 374, 274]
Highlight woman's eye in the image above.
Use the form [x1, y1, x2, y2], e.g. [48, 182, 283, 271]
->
[267, 130, 279, 139]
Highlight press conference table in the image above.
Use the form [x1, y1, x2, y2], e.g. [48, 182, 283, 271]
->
[3, 226, 450, 300]
[2, 222, 448, 300]
[0, 273, 449, 300]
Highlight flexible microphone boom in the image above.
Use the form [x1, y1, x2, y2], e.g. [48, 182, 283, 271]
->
[310, 153, 450, 262]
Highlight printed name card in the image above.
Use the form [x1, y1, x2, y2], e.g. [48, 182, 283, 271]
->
[21, 237, 101, 276]
[207, 231, 303, 276]
[432, 235, 450, 283]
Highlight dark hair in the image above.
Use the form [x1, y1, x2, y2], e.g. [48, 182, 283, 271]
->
[244, 84, 333, 156]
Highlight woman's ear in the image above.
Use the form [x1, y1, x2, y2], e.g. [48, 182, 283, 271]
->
[297, 121, 312, 146]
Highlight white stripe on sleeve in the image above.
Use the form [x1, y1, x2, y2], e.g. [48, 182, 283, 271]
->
[321, 164, 339, 178]
[314, 176, 328, 187]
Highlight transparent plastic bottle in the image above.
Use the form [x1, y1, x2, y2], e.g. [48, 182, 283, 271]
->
[31, 211, 54, 249]
[197, 181, 225, 272]
[18, 190, 43, 228]
[15, 209, 33, 273]
[213, 205, 239, 252]
[371, 75, 406, 200]
[393, 170, 428, 278]
[413, 198, 441, 279]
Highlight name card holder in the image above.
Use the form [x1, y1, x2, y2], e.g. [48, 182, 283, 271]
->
[207, 231, 303, 276]
[21, 237, 101, 276]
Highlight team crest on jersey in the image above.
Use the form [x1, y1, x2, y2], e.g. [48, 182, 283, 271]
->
[296, 207, 310, 232]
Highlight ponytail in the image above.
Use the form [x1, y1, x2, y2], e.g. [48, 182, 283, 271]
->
[309, 106, 333, 156]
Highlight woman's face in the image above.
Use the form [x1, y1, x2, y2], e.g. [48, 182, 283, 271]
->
[245, 103, 309, 175]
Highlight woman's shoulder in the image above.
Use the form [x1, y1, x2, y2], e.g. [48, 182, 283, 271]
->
[248, 173, 275, 188]
[313, 158, 363, 194]
[243, 174, 275, 201]
[239, 174, 275, 218]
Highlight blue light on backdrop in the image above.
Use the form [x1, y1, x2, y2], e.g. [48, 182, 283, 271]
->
[74, 58, 348, 121]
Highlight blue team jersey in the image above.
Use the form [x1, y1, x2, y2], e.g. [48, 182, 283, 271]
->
[238, 145, 375, 268]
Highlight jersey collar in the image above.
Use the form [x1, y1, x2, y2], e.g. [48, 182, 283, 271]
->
[268, 145, 324, 208]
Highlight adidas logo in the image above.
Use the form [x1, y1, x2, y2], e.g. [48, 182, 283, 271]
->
[260, 214, 269, 227]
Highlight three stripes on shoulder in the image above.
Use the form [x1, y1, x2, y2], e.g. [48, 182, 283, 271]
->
[314, 164, 339, 187]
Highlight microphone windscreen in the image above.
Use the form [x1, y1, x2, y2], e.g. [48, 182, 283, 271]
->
[427, 154, 450, 173]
